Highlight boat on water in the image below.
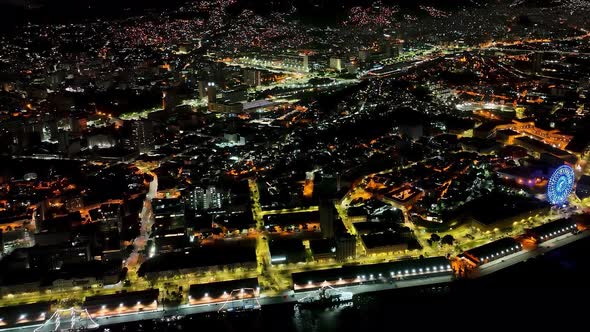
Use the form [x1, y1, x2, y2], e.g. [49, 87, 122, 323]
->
[296, 286, 354, 310]
[217, 293, 262, 318]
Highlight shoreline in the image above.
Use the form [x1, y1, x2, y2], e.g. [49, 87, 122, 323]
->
[4, 229, 588, 332]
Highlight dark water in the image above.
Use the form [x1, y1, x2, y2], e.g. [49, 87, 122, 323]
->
[105, 236, 590, 332]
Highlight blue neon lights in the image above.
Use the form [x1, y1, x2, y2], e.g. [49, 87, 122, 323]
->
[547, 165, 575, 205]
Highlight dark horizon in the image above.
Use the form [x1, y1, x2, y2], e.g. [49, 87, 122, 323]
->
[0, 0, 498, 27]
[1, 0, 590, 331]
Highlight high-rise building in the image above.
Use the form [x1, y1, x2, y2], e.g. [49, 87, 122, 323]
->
[163, 90, 179, 111]
[208, 62, 226, 85]
[244, 69, 262, 87]
[345, 61, 359, 74]
[197, 81, 208, 99]
[316, 174, 340, 197]
[57, 131, 70, 153]
[207, 82, 218, 111]
[532, 52, 543, 74]
[41, 116, 58, 142]
[359, 49, 371, 63]
[131, 120, 155, 154]
[280, 54, 309, 72]
[220, 85, 248, 103]
[302, 54, 309, 72]
[46, 70, 65, 90]
[329, 57, 343, 72]
[384, 42, 403, 59]
[90, 204, 123, 233]
[188, 186, 224, 210]
[206, 186, 223, 210]
[319, 199, 335, 238]
[336, 233, 356, 261]
[188, 187, 206, 210]
[69, 116, 87, 137]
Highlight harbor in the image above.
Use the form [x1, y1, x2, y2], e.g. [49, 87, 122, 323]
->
[4, 228, 588, 332]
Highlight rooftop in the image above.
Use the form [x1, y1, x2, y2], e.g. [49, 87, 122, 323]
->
[465, 193, 548, 226]
[138, 245, 256, 276]
[84, 289, 159, 307]
[464, 237, 521, 262]
[292, 256, 452, 287]
[361, 231, 407, 249]
[528, 218, 577, 239]
[189, 278, 259, 299]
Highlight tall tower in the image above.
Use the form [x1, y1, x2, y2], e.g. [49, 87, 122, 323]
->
[319, 199, 335, 238]
[532, 52, 543, 74]
[189, 187, 206, 210]
[131, 120, 155, 154]
[336, 233, 356, 261]
[207, 82, 217, 111]
[244, 69, 262, 87]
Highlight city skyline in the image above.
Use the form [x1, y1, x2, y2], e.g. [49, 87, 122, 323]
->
[0, 0, 590, 331]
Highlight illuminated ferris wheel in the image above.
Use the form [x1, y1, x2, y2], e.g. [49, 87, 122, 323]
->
[547, 165, 575, 206]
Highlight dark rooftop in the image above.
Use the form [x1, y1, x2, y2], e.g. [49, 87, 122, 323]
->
[496, 129, 520, 137]
[189, 278, 259, 299]
[309, 239, 336, 255]
[0, 301, 51, 327]
[353, 221, 401, 235]
[464, 237, 521, 262]
[528, 218, 576, 239]
[292, 256, 451, 287]
[361, 231, 407, 249]
[84, 289, 159, 307]
[466, 193, 548, 226]
[269, 238, 306, 256]
[515, 136, 574, 158]
[138, 245, 256, 276]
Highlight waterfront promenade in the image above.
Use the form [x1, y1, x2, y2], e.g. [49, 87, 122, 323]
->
[3, 229, 588, 332]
